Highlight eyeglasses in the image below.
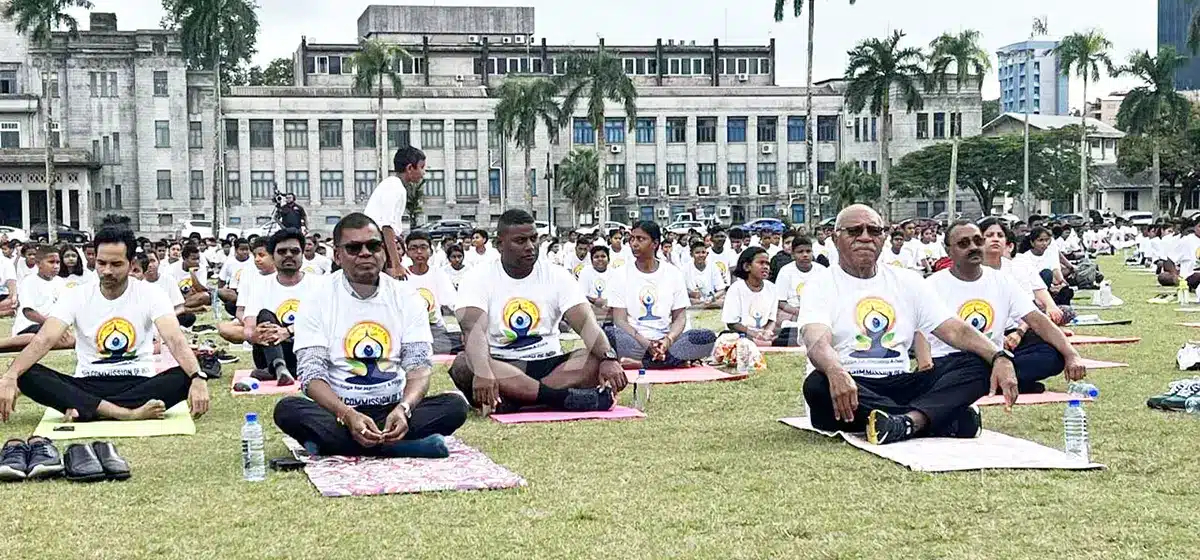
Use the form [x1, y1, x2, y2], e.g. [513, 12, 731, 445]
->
[340, 240, 384, 255]
[275, 247, 302, 256]
[954, 235, 986, 249]
[838, 225, 886, 238]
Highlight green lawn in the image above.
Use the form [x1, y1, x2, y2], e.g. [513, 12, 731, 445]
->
[1, 256, 1196, 559]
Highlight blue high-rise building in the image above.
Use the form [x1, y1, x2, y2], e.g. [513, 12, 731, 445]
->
[996, 39, 1069, 116]
[1159, 0, 1200, 90]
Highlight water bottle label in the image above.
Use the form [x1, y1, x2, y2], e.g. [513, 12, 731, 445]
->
[242, 439, 252, 469]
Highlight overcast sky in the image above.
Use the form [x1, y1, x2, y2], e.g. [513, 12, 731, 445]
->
[68, 0, 1161, 109]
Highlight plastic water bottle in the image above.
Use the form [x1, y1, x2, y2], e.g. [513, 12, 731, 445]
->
[632, 369, 650, 412]
[736, 334, 752, 374]
[1063, 400, 1090, 463]
[232, 380, 259, 392]
[211, 287, 223, 322]
[1179, 283, 1190, 305]
[241, 413, 266, 482]
[1067, 381, 1100, 399]
[1185, 395, 1200, 415]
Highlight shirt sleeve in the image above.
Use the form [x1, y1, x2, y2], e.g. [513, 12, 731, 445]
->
[292, 287, 328, 352]
[607, 270, 627, 309]
[669, 268, 689, 311]
[764, 281, 779, 322]
[907, 272, 953, 334]
[775, 268, 792, 301]
[721, 282, 743, 325]
[146, 282, 176, 321]
[46, 283, 78, 325]
[436, 269, 458, 310]
[453, 264, 488, 311]
[554, 266, 588, 312]
[1004, 273, 1038, 321]
[397, 283, 433, 344]
[796, 274, 834, 329]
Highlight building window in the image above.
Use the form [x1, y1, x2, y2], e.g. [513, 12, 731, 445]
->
[0, 71, 16, 94]
[916, 113, 929, 139]
[817, 162, 836, 185]
[354, 170, 378, 200]
[113, 184, 123, 208]
[488, 119, 502, 149]
[666, 164, 685, 187]
[635, 164, 655, 188]
[153, 71, 168, 96]
[604, 118, 625, 144]
[727, 117, 747, 143]
[249, 119, 273, 148]
[697, 117, 717, 143]
[226, 172, 240, 202]
[187, 121, 202, 149]
[250, 170, 275, 200]
[635, 118, 655, 144]
[787, 162, 806, 188]
[100, 190, 108, 209]
[758, 163, 776, 188]
[606, 164, 626, 191]
[420, 121, 444, 149]
[225, 119, 238, 149]
[489, 169, 501, 197]
[158, 214, 173, 226]
[88, 71, 118, 97]
[817, 116, 838, 141]
[48, 123, 59, 148]
[454, 120, 478, 149]
[787, 116, 806, 142]
[156, 170, 172, 199]
[319, 171, 344, 200]
[353, 120, 377, 149]
[572, 118, 595, 144]
[728, 163, 746, 187]
[916, 201, 929, 217]
[666, 117, 686, 143]
[0, 122, 18, 148]
[154, 121, 170, 148]
[757, 117, 777, 142]
[424, 170, 445, 197]
[103, 136, 110, 162]
[455, 170, 478, 197]
[284, 120, 308, 148]
[698, 164, 716, 189]
[319, 120, 342, 149]
[1123, 191, 1138, 211]
[189, 170, 205, 200]
[388, 120, 411, 149]
[933, 112, 946, 139]
[950, 112, 962, 138]
[286, 171, 309, 198]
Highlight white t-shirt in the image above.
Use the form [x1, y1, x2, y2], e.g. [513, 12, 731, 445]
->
[48, 279, 173, 378]
[1175, 234, 1200, 277]
[1014, 249, 1058, 276]
[463, 246, 500, 269]
[60, 269, 97, 290]
[918, 241, 947, 263]
[721, 279, 779, 330]
[13, 274, 65, 334]
[456, 258, 587, 361]
[405, 265, 457, 328]
[241, 273, 317, 327]
[607, 245, 634, 270]
[294, 271, 430, 407]
[577, 265, 612, 301]
[878, 247, 920, 270]
[1000, 258, 1047, 298]
[563, 250, 589, 278]
[925, 268, 1036, 358]
[443, 264, 468, 290]
[798, 264, 953, 378]
[301, 253, 333, 276]
[219, 257, 255, 290]
[608, 262, 689, 340]
[363, 176, 408, 232]
[0, 257, 14, 294]
[147, 272, 186, 307]
[166, 260, 207, 296]
[15, 259, 35, 281]
[775, 262, 831, 307]
[705, 248, 736, 285]
[682, 260, 726, 300]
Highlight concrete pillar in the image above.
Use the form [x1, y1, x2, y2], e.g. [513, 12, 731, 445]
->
[273, 118, 285, 194]
[307, 118, 319, 207]
[20, 189, 28, 231]
[342, 118, 353, 206]
[442, 118, 456, 205]
[78, 177, 90, 232]
[238, 118, 251, 210]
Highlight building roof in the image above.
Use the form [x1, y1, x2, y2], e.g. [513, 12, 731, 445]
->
[982, 113, 1126, 138]
[1091, 164, 1152, 191]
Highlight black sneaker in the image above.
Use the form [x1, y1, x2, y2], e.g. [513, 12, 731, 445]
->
[0, 439, 28, 482]
[199, 355, 222, 379]
[25, 436, 63, 479]
[931, 405, 983, 439]
[866, 409, 916, 445]
[91, 441, 130, 481]
[215, 351, 239, 365]
[192, 324, 217, 334]
[562, 388, 616, 412]
[63, 443, 106, 483]
[249, 368, 275, 382]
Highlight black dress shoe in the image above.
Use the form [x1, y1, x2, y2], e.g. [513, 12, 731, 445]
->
[90, 441, 131, 481]
[64, 443, 106, 482]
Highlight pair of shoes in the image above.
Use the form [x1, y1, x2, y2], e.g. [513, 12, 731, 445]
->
[65, 441, 130, 482]
[215, 351, 239, 365]
[865, 407, 984, 444]
[192, 324, 217, 334]
[0, 437, 63, 481]
[1148, 378, 1200, 410]
[563, 388, 616, 412]
[198, 354, 222, 380]
[272, 359, 295, 386]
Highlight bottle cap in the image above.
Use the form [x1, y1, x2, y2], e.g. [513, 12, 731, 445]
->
[638, 369, 646, 375]
[1068, 400, 1081, 407]
[246, 412, 258, 422]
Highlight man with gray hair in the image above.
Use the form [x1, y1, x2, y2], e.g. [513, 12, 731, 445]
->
[798, 205, 1019, 445]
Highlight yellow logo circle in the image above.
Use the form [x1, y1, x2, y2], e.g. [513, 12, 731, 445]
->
[855, 297, 896, 336]
[343, 321, 392, 363]
[275, 299, 300, 326]
[501, 297, 541, 341]
[958, 299, 995, 333]
[96, 317, 136, 357]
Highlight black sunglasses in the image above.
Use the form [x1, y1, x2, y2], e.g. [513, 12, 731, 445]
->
[954, 235, 985, 249]
[838, 225, 886, 238]
[341, 240, 384, 255]
[274, 247, 302, 256]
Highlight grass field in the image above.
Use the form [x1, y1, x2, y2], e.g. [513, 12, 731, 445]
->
[0, 255, 1196, 559]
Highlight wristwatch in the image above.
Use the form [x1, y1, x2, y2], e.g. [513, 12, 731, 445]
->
[399, 402, 413, 419]
[188, 370, 209, 381]
[601, 349, 618, 362]
[990, 349, 1015, 366]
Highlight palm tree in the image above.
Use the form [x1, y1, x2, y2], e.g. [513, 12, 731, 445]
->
[555, 50, 636, 225]
[405, 180, 425, 226]
[494, 78, 561, 211]
[350, 39, 411, 184]
[4, 0, 94, 243]
[558, 148, 601, 227]
[1054, 30, 1116, 212]
[928, 30, 990, 216]
[844, 31, 926, 223]
[1117, 47, 1192, 218]
[774, 0, 857, 227]
[828, 162, 879, 209]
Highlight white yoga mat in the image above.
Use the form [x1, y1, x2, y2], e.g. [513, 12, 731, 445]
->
[778, 417, 1104, 472]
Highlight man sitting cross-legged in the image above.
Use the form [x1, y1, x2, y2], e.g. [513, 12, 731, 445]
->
[683, 241, 727, 309]
[799, 205, 1019, 445]
[273, 213, 467, 458]
[242, 228, 314, 386]
[168, 243, 211, 311]
[0, 245, 73, 353]
[448, 209, 628, 413]
[776, 235, 830, 324]
[217, 237, 276, 345]
[403, 230, 462, 355]
[0, 216, 210, 423]
[603, 221, 716, 369]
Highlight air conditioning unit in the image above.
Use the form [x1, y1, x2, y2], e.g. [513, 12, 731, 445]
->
[737, 73, 749, 82]
[468, 35, 480, 44]
[593, 208, 602, 218]
[454, 74, 465, 82]
[627, 210, 639, 219]
[728, 184, 742, 195]
[818, 185, 830, 195]
[697, 185, 711, 196]
[502, 36, 513, 44]
[757, 184, 771, 195]
[845, 118, 854, 128]
[515, 35, 526, 44]
[667, 185, 680, 196]
[760, 144, 774, 155]
[656, 208, 669, 218]
[718, 207, 731, 218]
[609, 144, 622, 154]
[637, 185, 650, 197]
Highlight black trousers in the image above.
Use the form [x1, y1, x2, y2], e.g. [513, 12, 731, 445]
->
[177, 311, 196, 329]
[1012, 330, 1065, 390]
[803, 353, 990, 433]
[252, 309, 296, 372]
[431, 324, 464, 355]
[16, 364, 191, 422]
[273, 393, 469, 456]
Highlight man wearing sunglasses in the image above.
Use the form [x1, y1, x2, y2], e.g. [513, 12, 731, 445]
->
[798, 205, 1021, 445]
[241, 228, 316, 386]
[914, 220, 1086, 395]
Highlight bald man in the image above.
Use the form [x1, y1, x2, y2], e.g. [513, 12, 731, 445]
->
[798, 205, 1019, 445]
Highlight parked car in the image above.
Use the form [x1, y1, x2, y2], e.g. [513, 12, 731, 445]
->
[1053, 213, 1088, 227]
[1121, 211, 1154, 226]
[666, 220, 707, 237]
[179, 220, 242, 241]
[741, 218, 786, 233]
[420, 219, 475, 240]
[29, 223, 89, 243]
[534, 220, 552, 237]
[0, 226, 28, 242]
[574, 221, 628, 237]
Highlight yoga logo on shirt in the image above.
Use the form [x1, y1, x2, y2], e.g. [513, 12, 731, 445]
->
[958, 299, 995, 333]
[342, 320, 399, 385]
[177, 276, 194, 294]
[572, 263, 585, 277]
[612, 257, 626, 268]
[95, 317, 138, 363]
[715, 261, 728, 276]
[500, 297, 543, 349]
[417, 287, 437, 323]
[593, 278, 606, 299]
[850, 297, 901, 359]
[276, 299, 300, 326]
[234, 269, 243, 282]
[637, 284, 660, 321]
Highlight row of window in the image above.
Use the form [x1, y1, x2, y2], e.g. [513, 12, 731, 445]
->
[304, 55, 426, 76]
[573, 116, 831, 145]
[603, 162, 829, 190]
[221, 169, 507, 202]
[224, 119, 488, 150]
[914, 112, 964, 140]
[610, 204, 787, 223]
[92, 185, 124, 211]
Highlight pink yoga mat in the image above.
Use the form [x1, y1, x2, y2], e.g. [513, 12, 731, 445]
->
[153, 354, 179, 374]
[975, 391, 1095, 407]
[1077, 358, 1128, 369]
[1066, 335, 1140, 345]
[229, 369, 301, 396]
[432, 354, 457, 365]
[622, 366, 748, 384]
[490, 406, 646, 424]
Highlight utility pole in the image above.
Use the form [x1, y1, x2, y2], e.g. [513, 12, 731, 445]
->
[1022, 47, 1032, 220]
[42, 70, 56, 244]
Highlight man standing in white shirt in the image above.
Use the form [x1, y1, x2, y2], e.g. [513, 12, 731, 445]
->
[216, 238, 253, 317]
[463, 229, 500, 269]
[242, 229, 314, 386]
[165, 243, 210, 310]
[404, 230, 461, 355]
[364, 146, 424, 279]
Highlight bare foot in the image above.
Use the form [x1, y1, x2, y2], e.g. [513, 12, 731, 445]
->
[128, 400, 167, 420]
[62, 409, 79, 423]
